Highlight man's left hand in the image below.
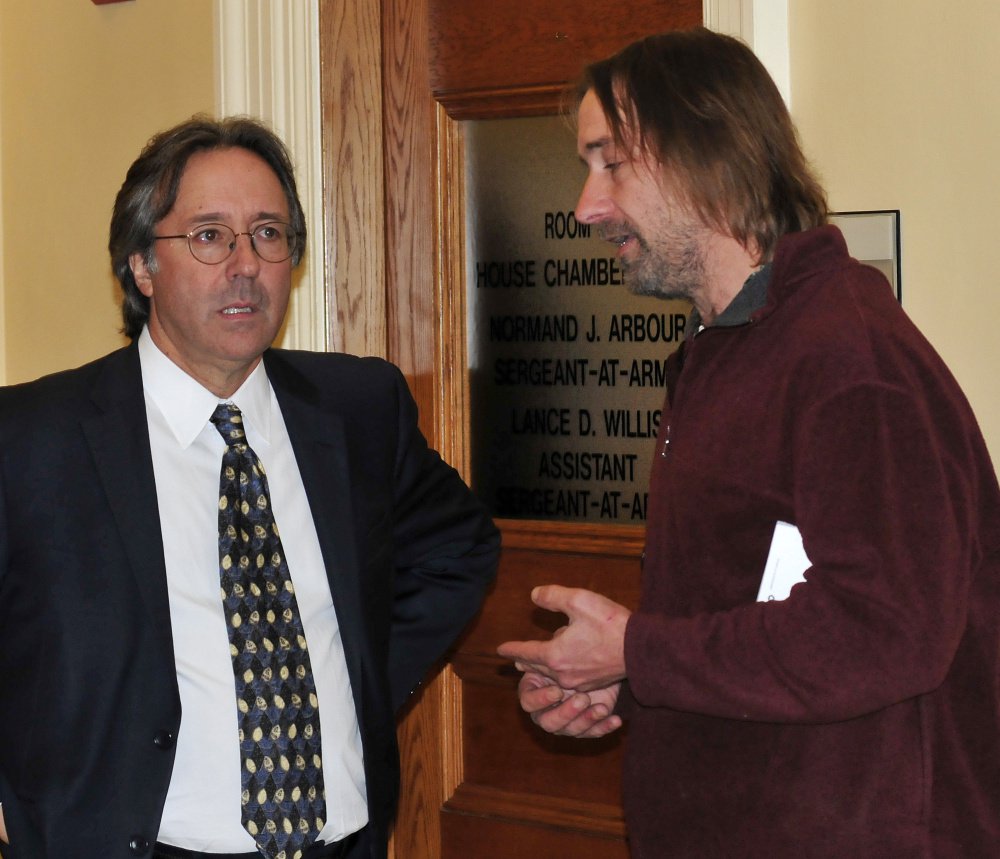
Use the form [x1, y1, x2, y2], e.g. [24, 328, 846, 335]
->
[516, 670, 624, 738]
[497, 584, 630, 691]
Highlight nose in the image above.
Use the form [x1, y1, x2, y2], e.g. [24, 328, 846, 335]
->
[226, 231, 260, 277]
[574, 172, 613, 224]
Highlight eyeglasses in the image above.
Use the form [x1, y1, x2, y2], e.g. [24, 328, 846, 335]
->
[153, 221, 301, 265]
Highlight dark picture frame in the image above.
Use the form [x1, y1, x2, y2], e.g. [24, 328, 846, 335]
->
[829, 209, 902, 303]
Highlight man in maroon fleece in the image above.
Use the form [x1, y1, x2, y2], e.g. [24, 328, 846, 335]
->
[499, 27, 1000, 858]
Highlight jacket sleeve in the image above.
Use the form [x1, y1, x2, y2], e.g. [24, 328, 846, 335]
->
[383, 369, 500, 711]
[625, 379, 993, 722]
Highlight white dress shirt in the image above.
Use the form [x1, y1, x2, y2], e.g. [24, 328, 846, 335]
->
[138, 329, 368, 850]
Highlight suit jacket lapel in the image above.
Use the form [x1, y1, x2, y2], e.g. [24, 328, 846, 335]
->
[264, 351, 367, 689]
[82, 344, 175, 658]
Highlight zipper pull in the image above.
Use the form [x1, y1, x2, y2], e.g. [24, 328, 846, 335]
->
[660, 422, 672, 457]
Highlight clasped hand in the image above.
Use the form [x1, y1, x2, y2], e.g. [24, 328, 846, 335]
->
[497, 585, 630, 739]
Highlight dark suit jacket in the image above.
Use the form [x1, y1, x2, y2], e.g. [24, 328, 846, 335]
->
[0, 342, 499, 858]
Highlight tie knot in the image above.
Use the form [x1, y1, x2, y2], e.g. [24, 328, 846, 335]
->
[210, 402, 247, 446]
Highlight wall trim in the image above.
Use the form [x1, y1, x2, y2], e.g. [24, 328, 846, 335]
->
[705, 0, 790, 104]
[214, 0, 328, 352]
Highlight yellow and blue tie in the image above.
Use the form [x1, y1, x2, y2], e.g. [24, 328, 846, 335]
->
[211, 403, 326, 859]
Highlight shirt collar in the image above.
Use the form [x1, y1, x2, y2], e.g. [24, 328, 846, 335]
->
[137, 327, 274, 448]
[688, 263, 772, 336]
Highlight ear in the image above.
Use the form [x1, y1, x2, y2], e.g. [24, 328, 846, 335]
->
[129, 252, 155, 298]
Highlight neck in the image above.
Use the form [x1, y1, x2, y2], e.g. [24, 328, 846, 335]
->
[693, 233, 760, 326]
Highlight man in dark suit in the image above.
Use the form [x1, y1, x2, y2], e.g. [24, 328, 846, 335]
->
[0, 117, 499, 859]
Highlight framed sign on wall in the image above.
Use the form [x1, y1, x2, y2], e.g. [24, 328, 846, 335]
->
[830, 209, 902, 301]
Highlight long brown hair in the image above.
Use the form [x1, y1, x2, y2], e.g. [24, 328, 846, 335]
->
[578, 27, 827, 261]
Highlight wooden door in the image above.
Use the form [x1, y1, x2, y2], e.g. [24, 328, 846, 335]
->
[321, 2, 701, 856]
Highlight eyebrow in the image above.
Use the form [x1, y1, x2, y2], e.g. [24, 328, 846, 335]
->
[182, 211, 289, 227]
[583, 136, 613, 153]
[578, 136, 615, 165]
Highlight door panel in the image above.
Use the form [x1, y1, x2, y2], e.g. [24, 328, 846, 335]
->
[443, 812, 630, 859]
[438, 526, 641, 854]
[429, 0, 703, 118]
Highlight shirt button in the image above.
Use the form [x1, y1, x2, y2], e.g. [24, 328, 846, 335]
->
[128, 835, 150, 855]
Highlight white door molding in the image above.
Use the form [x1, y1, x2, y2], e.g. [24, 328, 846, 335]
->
[214, 0, 327, 352]
[705, 0, 790, 105]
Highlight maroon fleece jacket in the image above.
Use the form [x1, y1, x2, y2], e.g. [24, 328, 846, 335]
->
[622, 226, 1000, 857]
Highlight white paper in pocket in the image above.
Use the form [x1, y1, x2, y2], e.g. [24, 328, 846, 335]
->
[756, 521, 811, 602]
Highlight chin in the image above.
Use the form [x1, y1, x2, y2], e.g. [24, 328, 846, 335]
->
[624, 276, 660, 298]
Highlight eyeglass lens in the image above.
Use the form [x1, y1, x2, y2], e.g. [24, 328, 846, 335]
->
[188, 223, 296, 264]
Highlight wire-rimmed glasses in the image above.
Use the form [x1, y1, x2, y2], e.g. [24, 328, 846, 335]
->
[153, 222, 301, 265]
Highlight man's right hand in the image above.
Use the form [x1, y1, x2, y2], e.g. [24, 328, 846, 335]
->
[517, 670, 623, 738]
[0, 802, 7, 844]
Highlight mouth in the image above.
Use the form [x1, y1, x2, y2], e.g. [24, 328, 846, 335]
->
[598, 224, 637, 256]
[608, 234, 636, 260]
[221, 305, 256, 316]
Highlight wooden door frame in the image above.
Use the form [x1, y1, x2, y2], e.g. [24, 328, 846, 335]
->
[319, 0, 462, 854]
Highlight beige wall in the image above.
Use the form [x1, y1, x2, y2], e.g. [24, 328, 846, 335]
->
[0, 0, 213, 385]
[790, 1, 1000, 460]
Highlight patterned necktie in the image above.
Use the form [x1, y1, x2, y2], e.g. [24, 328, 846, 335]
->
[210, 403, 326, 859]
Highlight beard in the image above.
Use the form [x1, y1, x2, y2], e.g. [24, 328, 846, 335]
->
[601, 220, 707, 302]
